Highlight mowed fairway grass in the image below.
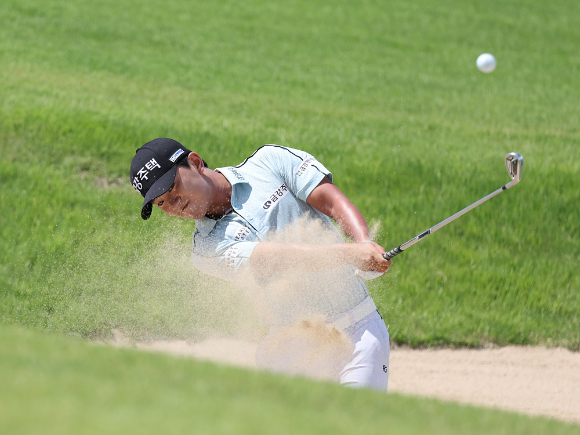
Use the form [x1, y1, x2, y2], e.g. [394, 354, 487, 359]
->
[0, 0, 579, 431]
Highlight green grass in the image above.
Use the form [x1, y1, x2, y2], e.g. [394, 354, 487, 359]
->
[1, 0, 579, 431]
[1, 0, 579, 349]
[2, 323, 579, 435]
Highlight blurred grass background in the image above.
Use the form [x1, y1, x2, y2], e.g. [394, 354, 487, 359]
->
[0, 0, 578, 348]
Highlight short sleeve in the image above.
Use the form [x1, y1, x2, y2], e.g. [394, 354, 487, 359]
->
[262, 146, 333, 202]
[191, 225, 260, 287]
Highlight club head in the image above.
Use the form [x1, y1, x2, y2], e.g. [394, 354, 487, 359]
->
[505, 152, 524, 187]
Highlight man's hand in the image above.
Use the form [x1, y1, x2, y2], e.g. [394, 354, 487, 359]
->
[344, 241, 391, 275]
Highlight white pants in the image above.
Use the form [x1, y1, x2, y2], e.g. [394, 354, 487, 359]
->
[255, 310, 390, 392]
[340, 310, 390, 391]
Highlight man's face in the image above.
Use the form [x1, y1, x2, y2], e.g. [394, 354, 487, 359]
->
[153, 160, 212, 219]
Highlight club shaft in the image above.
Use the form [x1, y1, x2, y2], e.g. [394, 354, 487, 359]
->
[383, 182, 512, 260]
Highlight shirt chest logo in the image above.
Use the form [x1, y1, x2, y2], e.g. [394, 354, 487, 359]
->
[262, 183, 290, 210]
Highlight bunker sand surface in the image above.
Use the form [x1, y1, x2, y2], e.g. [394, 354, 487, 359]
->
[389, 345, 580, 425]
[118, 336, 580, 425]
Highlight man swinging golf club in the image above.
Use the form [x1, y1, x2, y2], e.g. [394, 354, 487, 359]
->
[130, 138, 392, 390]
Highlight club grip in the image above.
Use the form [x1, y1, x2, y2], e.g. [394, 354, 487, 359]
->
[383, 246, 403, 260]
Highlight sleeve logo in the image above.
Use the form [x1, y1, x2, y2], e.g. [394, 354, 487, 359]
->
[224, 246, 239, 269]
[234, 226, 251, 241]
[295, 157, 315, 177]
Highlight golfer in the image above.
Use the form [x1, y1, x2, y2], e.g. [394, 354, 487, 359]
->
[130, 138, 392, 390]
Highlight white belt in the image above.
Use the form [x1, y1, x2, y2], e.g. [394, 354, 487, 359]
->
[332, 296, 377, 330]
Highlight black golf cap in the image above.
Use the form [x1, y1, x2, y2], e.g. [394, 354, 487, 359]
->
[130, 138, 191, 220]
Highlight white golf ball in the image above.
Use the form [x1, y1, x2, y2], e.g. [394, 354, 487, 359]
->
[476, 53, 496, 73]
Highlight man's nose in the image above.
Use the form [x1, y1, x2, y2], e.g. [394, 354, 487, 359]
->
[169, 195, 181, 208]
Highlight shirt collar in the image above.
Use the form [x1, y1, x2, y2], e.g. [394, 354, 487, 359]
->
[194, 167, 248, 236]
[215, 167, 249, 186]
[195, 216, 218, 236]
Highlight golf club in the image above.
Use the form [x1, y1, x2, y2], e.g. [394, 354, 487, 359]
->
[356, 152, 524, 280]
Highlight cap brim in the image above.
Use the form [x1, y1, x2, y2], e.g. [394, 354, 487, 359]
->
[141, 165, 178, 220]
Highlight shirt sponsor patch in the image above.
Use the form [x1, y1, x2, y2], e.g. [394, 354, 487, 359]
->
[295, 157, 316, 177]
[224, 246, 239, 269]
[262, 183, 289, 210]
[169, 149, 185, 162]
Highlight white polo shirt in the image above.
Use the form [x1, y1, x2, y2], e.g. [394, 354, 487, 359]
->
[191, 145, 369, 326]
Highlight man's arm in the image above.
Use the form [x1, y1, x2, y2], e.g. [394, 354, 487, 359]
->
[251, 177, 391, 276]
[305, 176, 370, 242]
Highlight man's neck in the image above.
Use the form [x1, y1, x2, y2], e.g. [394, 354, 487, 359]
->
[205, 170, 232, 219]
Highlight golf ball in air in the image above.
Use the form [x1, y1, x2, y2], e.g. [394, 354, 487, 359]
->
[476, 53, 496, 73]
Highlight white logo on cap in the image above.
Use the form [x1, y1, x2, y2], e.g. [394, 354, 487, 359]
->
[169, 149, 185, 162]
[132, 158, 161, 192]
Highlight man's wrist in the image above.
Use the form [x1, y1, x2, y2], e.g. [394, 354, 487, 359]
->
[335, 243, 355, 264]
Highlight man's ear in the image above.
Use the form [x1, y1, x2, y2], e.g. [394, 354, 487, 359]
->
[187, 152, 205, 172]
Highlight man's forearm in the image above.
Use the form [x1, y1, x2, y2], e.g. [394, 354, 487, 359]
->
[251, 242, 351, 276]
[250, 240, 390, 277]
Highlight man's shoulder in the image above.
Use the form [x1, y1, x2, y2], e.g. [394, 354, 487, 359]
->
[234, 145, 311, 168]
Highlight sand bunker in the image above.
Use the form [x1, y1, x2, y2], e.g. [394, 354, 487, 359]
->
[389, 345, 580, 424]
[111, 333, 580, 425]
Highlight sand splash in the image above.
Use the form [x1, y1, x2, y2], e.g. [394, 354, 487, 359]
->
[256, 316, 354, 381]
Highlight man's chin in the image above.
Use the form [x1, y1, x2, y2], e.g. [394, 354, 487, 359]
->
[184, 210, 205, 219]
